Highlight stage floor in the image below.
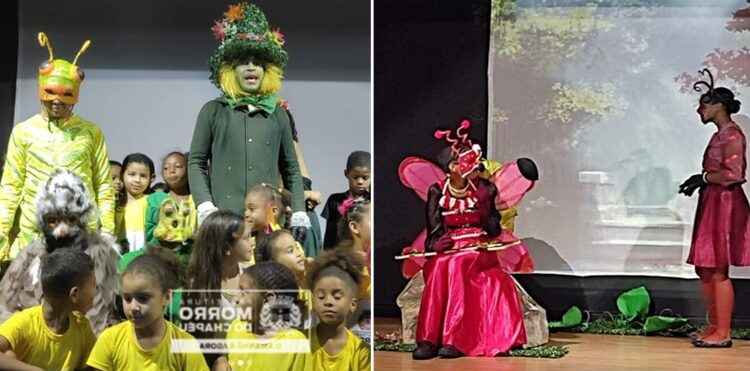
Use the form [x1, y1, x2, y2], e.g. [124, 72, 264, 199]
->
[374, 318, 749, 371]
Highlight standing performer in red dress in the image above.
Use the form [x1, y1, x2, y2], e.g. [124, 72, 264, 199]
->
[680, 69, 750, 348]
[412, 121, 527, 359]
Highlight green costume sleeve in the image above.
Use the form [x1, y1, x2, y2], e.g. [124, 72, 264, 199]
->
[145, 192, 169, 245]
[0, 128, 26, 256]
[91, 127, 115, 234]
[188, 102, 215, 207]
[279, 109, 304, 212]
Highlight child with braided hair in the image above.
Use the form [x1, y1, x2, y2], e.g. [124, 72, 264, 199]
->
[244, 184, 308, 266]
[87, 246, 208, 370]
[336, 200, 372, 329]
[213, 262, 311, 371]
[307, 248, 370, 371]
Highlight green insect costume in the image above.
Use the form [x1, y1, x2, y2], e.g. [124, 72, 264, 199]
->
[119, 195, 196, 323]
[0, 33, 115, 260]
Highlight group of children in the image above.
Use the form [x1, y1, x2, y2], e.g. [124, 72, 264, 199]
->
[0, 150, 372, 370]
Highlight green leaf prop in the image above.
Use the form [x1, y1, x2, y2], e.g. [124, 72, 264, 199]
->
[549, 306, 583, 329]
[643, 316, 688, 333]
[616, 286, 650, 321]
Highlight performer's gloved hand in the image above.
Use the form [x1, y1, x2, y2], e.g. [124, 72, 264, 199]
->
[432, 233, 454, 253]
[197, 202, 219, 226]
[679, 173, 707, 197]
[290, 211, 311, 242]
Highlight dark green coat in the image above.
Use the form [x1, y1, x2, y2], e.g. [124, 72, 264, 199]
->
[188, 97, 304, 215]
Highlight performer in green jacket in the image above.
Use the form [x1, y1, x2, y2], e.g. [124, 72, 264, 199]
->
[189, 2, 311, 241]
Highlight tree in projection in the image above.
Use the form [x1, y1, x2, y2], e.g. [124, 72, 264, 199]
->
[491, 0, 658, 151]
[675, 1, 750, 95]
[489, 1, 661, 266]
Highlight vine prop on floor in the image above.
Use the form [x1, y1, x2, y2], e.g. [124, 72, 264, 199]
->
[373, 329, 570, 358]
[549, 286, 700, 336]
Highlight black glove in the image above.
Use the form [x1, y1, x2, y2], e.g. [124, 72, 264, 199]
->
[432, 233, 454, 253]
[678, 173, 706, 197]
[290, 226, 308, 243]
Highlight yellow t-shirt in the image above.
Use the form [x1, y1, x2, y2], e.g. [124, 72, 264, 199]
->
[0, 305, 95, 371]
[226, 319, 311, 370]
[311, 326, 370, 371]
[87, 319, 208, 371]
[124, 196, 148, 250]
[358, 267, 371, 300]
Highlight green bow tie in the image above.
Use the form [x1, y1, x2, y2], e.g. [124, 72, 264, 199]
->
[225, 94, 278, 114]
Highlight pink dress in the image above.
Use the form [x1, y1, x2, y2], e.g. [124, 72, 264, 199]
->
[416, 178, 527, 356]
[687, 122, 750, 267]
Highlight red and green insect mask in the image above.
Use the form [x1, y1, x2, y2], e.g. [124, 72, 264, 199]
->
[37, 32, 90, 105]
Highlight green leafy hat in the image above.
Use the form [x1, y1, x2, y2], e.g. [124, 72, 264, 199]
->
[208, 2, 288, 88]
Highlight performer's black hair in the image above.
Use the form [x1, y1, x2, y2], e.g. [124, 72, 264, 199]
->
[694, 69, 741, 114]
[436, 143, 471, 172]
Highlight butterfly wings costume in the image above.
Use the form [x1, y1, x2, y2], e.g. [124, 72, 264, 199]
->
[397, 120, 543, 357]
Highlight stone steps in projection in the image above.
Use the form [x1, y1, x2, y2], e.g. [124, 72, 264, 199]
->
[592, 220, 689, 242]
[595, 204, 684, 219]
[589, 240, 685, 266]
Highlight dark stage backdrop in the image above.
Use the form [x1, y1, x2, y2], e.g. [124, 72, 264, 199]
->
[374, 0, 492, 317]
[0, 0, 18, 158]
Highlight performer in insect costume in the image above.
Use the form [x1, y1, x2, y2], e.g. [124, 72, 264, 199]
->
[0, 33, 115, 260]
[0, 169, 119, 335]
[188, 2, 311, 243]
[396, 120, 543, 359]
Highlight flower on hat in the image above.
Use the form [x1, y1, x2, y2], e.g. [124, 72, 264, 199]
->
[271, 28, 285, 46]
[224, 4, 244, 22]
[211, 21, 226, 40]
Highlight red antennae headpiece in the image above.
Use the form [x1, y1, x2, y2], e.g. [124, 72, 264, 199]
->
[434, 119, 474, 153]
[434, 119, 482, 178]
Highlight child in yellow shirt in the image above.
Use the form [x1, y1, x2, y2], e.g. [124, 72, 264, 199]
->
[336, 200, 372, 330]
[214, 262, 311, 370]
[116, 153, 156, 252]
[0, 248, 97, 371]
[87, 246, 208, 371]
[307, 249, 370, 371]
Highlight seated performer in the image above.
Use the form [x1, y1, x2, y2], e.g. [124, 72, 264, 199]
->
[413, 121, 527, 359]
